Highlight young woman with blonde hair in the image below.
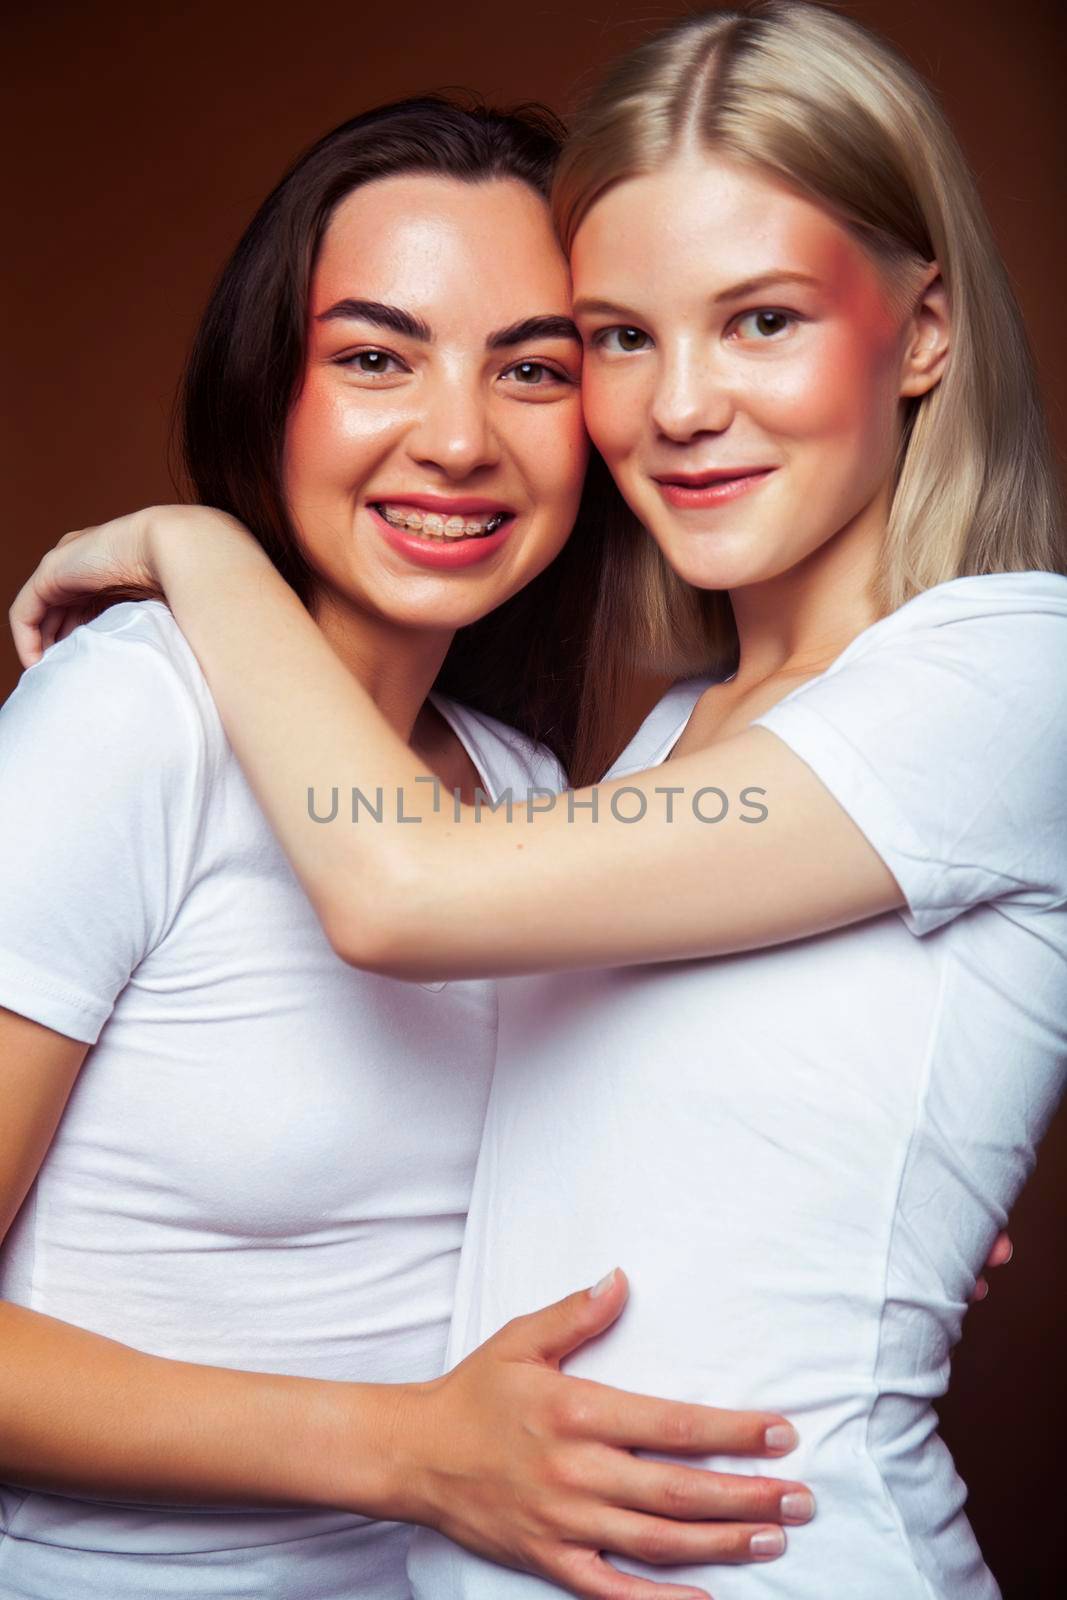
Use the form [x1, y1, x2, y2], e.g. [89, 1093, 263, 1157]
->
[12, 3, 1062, 1596]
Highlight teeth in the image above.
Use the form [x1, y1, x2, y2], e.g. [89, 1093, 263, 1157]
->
[376, 504, 506, 538]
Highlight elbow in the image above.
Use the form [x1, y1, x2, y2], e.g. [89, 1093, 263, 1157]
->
[325, 913, 395, 978]
[322, 854, 431, 980]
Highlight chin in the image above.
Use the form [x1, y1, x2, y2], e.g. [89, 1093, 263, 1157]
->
[646, 527, 770, 594]
[376, 593, 501, 633]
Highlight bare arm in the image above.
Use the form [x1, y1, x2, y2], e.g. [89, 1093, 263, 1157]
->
[0, 1008, 408, 1514]
[0, 1010, 810, 1598]
[155, 517, 900, 978]
[9, 509, 899, 978]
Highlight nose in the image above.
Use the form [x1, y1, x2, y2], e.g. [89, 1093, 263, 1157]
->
[407, 369, 501, 480]
[651, 345, 735, 442]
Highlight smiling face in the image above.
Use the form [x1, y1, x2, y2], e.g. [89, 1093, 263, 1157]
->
[284, 174, 588, 634]
[571, 151, 943, 596]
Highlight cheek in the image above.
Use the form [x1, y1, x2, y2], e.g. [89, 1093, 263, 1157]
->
[285, 376, 400, 499]
[510, 397, 590, 514]
[758, 328, 900, 459]
[580, 364, 646, 462]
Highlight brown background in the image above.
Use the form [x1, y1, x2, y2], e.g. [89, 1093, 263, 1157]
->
[4, 2, 1065, 1594]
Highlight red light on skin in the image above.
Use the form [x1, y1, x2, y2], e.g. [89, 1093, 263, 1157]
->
[368, 503, 515, 569]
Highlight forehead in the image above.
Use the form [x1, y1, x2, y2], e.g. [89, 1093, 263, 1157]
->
[311, 174, 571, 323]
[570, 152, 874, 304]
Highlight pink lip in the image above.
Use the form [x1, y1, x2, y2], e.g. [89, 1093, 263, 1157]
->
[368, 503, 514, 570]
[653, 467, 776, 509]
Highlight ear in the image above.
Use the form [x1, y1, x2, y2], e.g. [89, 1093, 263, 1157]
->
[899, 263, 950, 399]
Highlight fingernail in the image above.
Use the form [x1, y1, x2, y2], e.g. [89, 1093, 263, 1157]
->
[764, 1423, 797, 1452]
[974, 1277, 989, 1301]
[750, 1527, 785, 1558]
[589, 1268, 617, 1298]
[1003, 1241, 1014, 1264]
[781, 1490, 815, 1523]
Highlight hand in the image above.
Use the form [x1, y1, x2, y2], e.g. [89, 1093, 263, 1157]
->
[402, 1269, 814, 1600]
[973, 1230, 1013, 1303]
[8, 505, 251, 669]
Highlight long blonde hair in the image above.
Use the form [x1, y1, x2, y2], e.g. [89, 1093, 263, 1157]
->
[561, 1, 1065, 782]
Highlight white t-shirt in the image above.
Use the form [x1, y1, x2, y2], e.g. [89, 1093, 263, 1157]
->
[0, 599, 564, 1600]
[408, 572, 1067, 1600]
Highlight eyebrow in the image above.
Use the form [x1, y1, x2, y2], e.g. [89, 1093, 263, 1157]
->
[315, 301, 580, 350]
[712, 271, 822, 303]
[315, 299, 432, 340]
[486, 315, 581, 349]
[572, 272, 822, 321]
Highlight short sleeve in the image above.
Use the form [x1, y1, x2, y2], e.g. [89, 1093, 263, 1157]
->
[752, 574, 1067, 935]
[0, 604, 209, 1042]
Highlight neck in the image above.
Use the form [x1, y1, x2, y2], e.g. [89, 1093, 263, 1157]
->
[727, 486, 889, 691]
[308, 585, 455, 744]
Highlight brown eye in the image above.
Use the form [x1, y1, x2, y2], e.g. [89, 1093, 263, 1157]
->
[336, 347, 405, 376]
[501, 360, 572, 392]
[595, 326, 651, 354]
[757, 311, 788, 336]
[734, 310, 796, 340]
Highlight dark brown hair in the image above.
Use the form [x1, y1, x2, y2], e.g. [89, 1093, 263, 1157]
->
[179, 95, 632, 779]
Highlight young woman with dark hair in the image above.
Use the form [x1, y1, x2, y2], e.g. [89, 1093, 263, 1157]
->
[0, 97, 810, 1600]
[17, 5, 1060, 1598]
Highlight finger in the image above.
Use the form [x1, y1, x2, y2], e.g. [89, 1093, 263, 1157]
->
[602, 1454, 814, 1525]
[55, 604, 97, 646]
[59, 594, 131, 640]
[9, 566, 84, 665]
[41, 603, 68, 655]
[988, 1231, 1013, 1269]
[9, 530, 120, 667]
[589, 1507, 789, 1566]
[8, 613, 41, 669]
[66, 605, 97, 639]
[496, 1268, 630, 1366]
[972, 1277, 989, 1303]
[8, 581, 50, 668]
[552, 1546, 710, 1600]
[559, 1379, 798, 1458]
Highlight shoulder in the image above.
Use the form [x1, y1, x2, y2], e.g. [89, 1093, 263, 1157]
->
[843, 571, 1067, 662]
[4, 600, 224, 767]
[429, 695, 568, 797]
[770, 571, 1067, 722]
[68, 597, 217, 698]
[751, 573, 1067, 927]
[761, 571, 1067, 729]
